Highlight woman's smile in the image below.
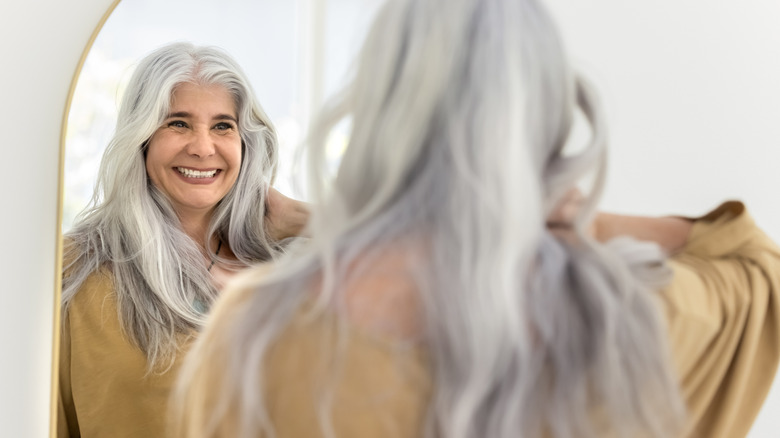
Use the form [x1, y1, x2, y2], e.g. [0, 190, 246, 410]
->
[175, 167, 220, 179]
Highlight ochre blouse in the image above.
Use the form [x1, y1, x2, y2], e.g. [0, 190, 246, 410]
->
[58, 269, 193, 437]
[238, 202, 780, 438]
[59, 202, 780, 437]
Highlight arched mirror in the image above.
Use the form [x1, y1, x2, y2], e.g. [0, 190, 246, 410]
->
[54, 0, 384, 434]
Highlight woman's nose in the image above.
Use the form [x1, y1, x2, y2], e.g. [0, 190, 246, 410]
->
[186, 127, 215, 158]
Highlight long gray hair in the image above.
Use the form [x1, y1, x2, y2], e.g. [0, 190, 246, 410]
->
[62, 42, 279, 370]
[177, 0, 685, 436]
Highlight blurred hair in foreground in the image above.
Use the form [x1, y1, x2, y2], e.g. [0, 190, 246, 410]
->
[173, 0, 686, 437]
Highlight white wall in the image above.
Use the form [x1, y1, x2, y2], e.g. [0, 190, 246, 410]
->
[546, 1, 780, 226]
[0, 0, 116, 435]
[545, 1, 780, 436]
[0, 0, 778, 437]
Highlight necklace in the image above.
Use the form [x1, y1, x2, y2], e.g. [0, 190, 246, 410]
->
[207, 240, 223, 272]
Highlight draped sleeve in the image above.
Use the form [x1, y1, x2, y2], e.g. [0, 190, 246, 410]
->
[660, 201, 780, 437]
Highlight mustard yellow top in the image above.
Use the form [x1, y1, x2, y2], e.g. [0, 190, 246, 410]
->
[57, 269, 191, 438]
[59, 202, 780, 438]
[662, 201, 780, 437]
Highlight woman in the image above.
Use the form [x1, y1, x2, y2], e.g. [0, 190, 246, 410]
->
[174, 1, 780, 437]
[58, 42, 306, 437]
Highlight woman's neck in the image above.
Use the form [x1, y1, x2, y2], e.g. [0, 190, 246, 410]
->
[178, 210, 213, 248]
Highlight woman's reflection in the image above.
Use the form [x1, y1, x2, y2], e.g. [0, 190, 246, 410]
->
[58, 42, 307, 437]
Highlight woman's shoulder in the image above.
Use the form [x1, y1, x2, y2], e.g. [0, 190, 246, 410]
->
[65, 264, 116, 320]
[212, 250, 427, 368]
[176, 260, 431, 438]
[663, 201, 780, 320]
[673, 201, 780, 259]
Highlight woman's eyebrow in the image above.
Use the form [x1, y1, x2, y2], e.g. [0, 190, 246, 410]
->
[165, 112, 237, 123]
[213, 114, 238, 123]
[166, 111, 192, 119]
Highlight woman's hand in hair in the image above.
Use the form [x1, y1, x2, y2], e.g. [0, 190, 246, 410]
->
[546, 188, 597, 237]
[547, 188, 693, 254]
[265, 187, 311, 241]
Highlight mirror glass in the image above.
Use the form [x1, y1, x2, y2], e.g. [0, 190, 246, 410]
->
[63, 0, 384, 231]
[57, 1, 385, 433]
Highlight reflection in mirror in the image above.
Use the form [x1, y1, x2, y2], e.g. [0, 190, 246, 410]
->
[58, 0, 384, 436]
[64, 0, 384, 231]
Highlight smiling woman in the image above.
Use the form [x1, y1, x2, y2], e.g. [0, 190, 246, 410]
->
[61, 0, 301, 231]
[145, 84, 244, 237]
[62, 0, 386, 232]
[52, 2, 385, 437]
[57, 42, 294, 437]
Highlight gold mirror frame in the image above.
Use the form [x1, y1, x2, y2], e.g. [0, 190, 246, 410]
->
[51, 1, 122, 435]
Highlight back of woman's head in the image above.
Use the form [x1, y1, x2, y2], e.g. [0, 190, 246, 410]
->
[302, 1, 686, 436]
[177, 1, 685, 437]
[309, 0, 574, 231]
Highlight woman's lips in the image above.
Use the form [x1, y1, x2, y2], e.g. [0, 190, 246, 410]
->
[174, 167, 222, 183]
[175, 167, 220, 178]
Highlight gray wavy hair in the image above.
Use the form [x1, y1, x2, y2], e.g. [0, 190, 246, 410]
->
[176, 0, 685, 437]
[62, 42, 279, 370]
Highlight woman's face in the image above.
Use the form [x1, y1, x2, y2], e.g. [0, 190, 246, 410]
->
[145, 82, 242, 220]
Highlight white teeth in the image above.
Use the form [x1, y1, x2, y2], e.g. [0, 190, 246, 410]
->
[176, 167, 217, 178]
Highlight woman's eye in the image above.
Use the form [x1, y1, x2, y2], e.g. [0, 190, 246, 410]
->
[214, 122, 235, 131]
[168, 120, 188, 129]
